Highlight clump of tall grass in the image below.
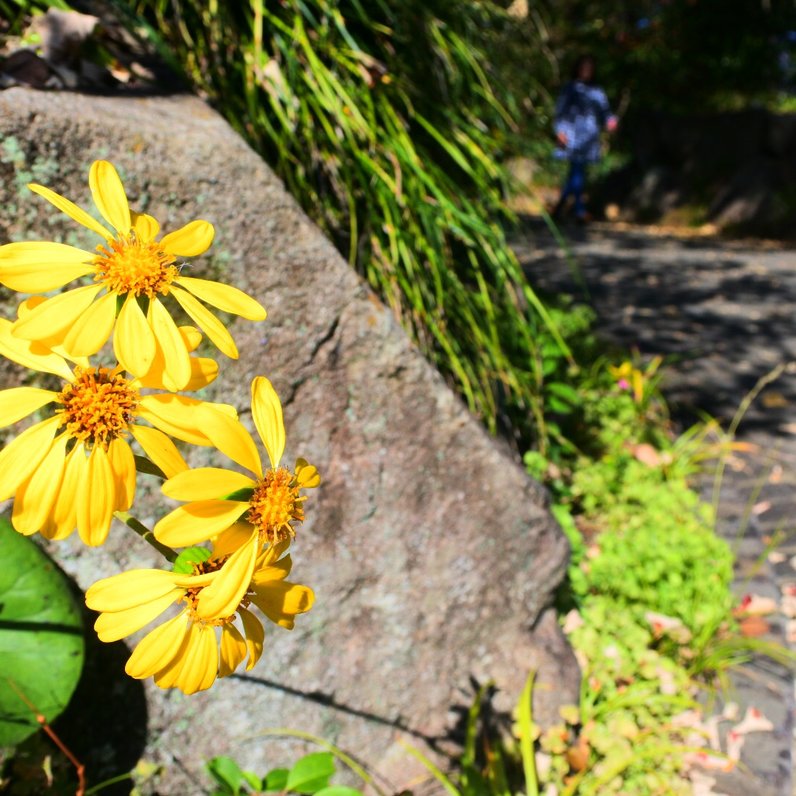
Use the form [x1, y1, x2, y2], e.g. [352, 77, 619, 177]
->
[124, 0, 573, 449]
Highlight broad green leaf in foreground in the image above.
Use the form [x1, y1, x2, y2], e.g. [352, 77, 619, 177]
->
[0, 519, 84, 746]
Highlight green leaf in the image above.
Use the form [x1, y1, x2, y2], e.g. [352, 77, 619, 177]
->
[546, 382, 581, 404]
[285, 752, 335, 794]
[172, 547, 212, 574]
[263, 767, 289, 791]
[313, 788, 364, 796]
[0, 520, 84, 746]
[206, 755, 245, 794]
[223, 487, 255, 502]
[133, 454, 166, 480]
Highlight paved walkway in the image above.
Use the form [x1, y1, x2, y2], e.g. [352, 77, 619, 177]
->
[512, 218, 796, 795]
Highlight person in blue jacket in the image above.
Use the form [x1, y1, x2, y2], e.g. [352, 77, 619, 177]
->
[552, 55, 617, 222]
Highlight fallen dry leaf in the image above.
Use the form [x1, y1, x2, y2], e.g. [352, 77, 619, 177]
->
[722, 702, 740, 722]
[630, 442, 662, 467]
[732, 706, 774, 735]
[738, 615, 770, 637]
[565, 735, 590, 772]
[726, 730, 744, 763]
[751, 500, 771, 515]
[762, 391, 788, 408]
[781, 594, 796, 618]
[646, 610, 693, 643]
[562, 609, 584, 635]
[734, 593, 778, 617]
[685, 750, 734, 772]
[689, 770, 730, 796]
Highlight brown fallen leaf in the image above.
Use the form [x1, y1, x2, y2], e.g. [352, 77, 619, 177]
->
[762, 391, 788, 408]
[733, 593, 778, 617]
[732, 706, 774, 735]
[566, 735, 590, 772]
[738, 615, 769, 637]
[630, 442, 661, 467]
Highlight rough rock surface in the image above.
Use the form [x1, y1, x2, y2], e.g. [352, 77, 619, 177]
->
[0, 89, 575, 792]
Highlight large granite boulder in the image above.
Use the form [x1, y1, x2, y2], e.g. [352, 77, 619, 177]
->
[0, 88, 576, 791]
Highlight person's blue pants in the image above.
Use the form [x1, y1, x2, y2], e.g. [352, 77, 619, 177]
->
[560, 160, 587, 218]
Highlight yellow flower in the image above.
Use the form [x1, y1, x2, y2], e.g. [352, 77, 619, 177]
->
[85, 534, 314, 695]
[154, 377, 320, 559]
[0, 160, 266, 390]
[0, 321, 243, 545]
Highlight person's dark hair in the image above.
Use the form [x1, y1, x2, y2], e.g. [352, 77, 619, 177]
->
[571, 54, 596, 83]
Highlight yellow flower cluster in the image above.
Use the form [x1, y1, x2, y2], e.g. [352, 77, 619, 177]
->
[0, 161, 318, 694]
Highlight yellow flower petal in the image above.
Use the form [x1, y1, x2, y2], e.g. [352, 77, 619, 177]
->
[0, 387, 54, 427]
[159, 219, 214, 257]
[162, 467, 255, 502]
[130, 425, 188, 479]
[154, 500, 249, 547]
[28, 182, 112, 240]
[86, 568, 181, 612]
[212, 522, 256, 559]
[131, 211, 160, 242]
[171, 285, 238, 359]
[61, 290, 118, 358]
[126, 613, 189, 678]
[296, 458, 321, 488]
[195, 530, 258, 619]
[257, 538, 291, 568]
[148, 298, 191, 391]
[138, 394, 216, 447]
[89, 160, 131, 234]
[12, 284, 103, 343]
[251, 376, 285, 470]
[48, 443, 84, 540]
[94, 590, 182, 643]
[152, 620, 195, 689]
[0, 241, 96, 292]
[219, 622, 247, 678]
[180, 326, 202, 352]
[0, 417, 60, 501]
[107, 438, 136, 511]
[173, 623, 218, 694]
[175, 276, 267, 321]
[250, 581, 314, 629]
[114, 295, 156, 378]
[238, 606, 265, 670]
[77, 445, 116, 546]
[251, 554, 292, 584]
[11, 434, 67, 535]
[0, 319, 74, 380]
[184, 357, 219, 391]
[195, 403, 262, 476]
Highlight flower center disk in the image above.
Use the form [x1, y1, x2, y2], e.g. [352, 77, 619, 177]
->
[56, 366, 139, 449]
[247, 467, 304, 543]
[95, 233, 178, 297]
[183, 557, 234, 626]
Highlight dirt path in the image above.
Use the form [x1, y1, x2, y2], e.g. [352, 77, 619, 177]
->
[512, 218, 796, 796]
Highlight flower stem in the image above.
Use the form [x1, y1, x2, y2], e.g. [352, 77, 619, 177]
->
[114, 511, 177, 562]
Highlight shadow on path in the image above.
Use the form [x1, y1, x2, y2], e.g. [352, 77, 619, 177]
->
[512, 216, 796, 434]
